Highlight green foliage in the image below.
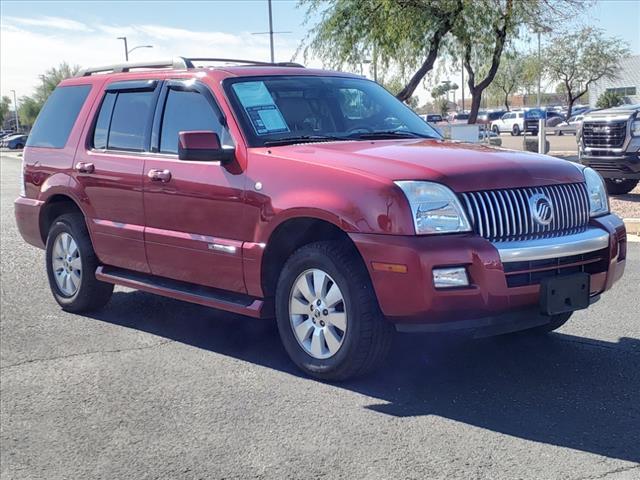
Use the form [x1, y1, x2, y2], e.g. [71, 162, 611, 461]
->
[299, 0, 465, 100]
[544, 27, 629, 118]
[431, 81, 458, 99]
[15, 62, 81, 128]
[486, 50, 525, 110]
[18, 97, 41, 127]
[596, 90, 624, 109]
[435, 96, 449, 116]
[0, 96, 11, 126]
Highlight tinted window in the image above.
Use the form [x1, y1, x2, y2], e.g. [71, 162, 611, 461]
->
[27, 85, 91, 148]
[159, 89, 222, 154]
[108, 91, 154, 151]
[226, 76, 441, 147]
[92, 92, 116, 149]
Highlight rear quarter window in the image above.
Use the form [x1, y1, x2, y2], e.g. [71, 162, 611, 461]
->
[26, 85, 91, 148]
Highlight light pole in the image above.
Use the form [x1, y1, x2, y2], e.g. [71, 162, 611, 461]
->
[10, 89, 20, 132]
[117, 36, 153, 61]
[534, 26, 551, 107]
[117, 36, 129, 61]
[251, 0, 291, 63]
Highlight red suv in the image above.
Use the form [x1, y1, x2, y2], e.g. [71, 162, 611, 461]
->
[15, 58, 627, 380]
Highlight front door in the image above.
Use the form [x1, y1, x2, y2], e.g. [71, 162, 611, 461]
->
[142, 80, 247, 293]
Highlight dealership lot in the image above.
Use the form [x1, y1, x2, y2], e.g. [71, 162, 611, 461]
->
[1, 153, 639, 479]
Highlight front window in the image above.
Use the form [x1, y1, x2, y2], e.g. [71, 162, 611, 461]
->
[224, 75, 441, 147]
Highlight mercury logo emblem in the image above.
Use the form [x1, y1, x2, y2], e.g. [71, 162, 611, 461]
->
[529, 193, 554, 226]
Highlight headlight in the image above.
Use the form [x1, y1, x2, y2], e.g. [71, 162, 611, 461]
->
[395, 181, 471, 234]
[632, 119, 640, 137]
[583, 167, 609, 217]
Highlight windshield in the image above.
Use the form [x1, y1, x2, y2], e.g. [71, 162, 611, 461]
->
[224, 75, 441, 147]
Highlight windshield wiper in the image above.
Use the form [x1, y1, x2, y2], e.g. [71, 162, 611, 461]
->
[348, 130, 437, 140]
[263, 135, 347, 147]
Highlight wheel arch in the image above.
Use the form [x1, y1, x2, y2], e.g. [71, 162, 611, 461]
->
[259, 216, 366, 298]
[39, 194, 87, 244]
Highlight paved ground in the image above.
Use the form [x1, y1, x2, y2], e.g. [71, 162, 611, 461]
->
[499, 131, 579, 155]
[1, 154, 639, 480]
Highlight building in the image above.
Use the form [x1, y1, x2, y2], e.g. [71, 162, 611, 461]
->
[589, 55, 640, 107]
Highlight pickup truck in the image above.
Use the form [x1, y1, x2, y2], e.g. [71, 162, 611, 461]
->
[578, 104, 640, 194]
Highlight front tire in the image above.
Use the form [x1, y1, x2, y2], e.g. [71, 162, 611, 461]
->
[605, 178, 638, 195]
[46, 213, 113, 312]
[492, 125, 500, 135]
[275, 241, 393, 381]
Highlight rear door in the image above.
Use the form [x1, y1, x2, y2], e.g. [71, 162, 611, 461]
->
[142, 79, 247, 292]
[74, 80, 160, 273]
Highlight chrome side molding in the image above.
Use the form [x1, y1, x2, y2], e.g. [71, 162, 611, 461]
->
[495, 227, 610, 263]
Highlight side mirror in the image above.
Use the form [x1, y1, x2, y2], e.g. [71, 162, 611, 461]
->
[178, 131, 234, 163]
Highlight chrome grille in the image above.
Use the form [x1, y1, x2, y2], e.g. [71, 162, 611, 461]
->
[582, 121, 627, 148]
[460, 183, 590, 241]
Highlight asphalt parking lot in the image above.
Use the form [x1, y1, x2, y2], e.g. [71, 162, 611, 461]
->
[1, 153, 639, 479]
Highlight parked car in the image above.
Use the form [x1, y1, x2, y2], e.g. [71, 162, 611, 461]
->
[15, 57, 627, 380]
[491, 110, 525, 135]
[0, 134, 27, 149]
[420, 113, 444, 124]
[578, 103, 640, 194]
[448, 112, 470, 123]
[477, 110, 506, 125]
[553, 114, 585, 135]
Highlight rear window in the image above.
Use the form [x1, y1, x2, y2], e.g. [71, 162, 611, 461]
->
[26, 85, 91, 148]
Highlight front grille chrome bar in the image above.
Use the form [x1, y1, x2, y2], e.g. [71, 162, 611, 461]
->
[495, 227, 610, 262]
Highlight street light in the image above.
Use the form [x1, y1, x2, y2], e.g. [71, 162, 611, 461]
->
[10, 89, 20, 132]
[251, 0, 291, 63]
[533, 26, 552, 107]
[117, 36, 153, 61]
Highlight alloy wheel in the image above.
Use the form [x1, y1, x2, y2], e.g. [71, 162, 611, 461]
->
[289, 268, 347, 359]
[52, 232, 82, 296]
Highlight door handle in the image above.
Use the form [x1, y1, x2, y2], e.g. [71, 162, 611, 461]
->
[147, 169, 172, 182]
[75, 162, 95, 174]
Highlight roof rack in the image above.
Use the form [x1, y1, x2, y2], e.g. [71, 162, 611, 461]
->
[79, 56, 304, 76]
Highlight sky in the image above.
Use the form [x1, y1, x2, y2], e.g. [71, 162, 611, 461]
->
[1, 0, 639, 105]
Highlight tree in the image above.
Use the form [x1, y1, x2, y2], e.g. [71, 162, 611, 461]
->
[596, 90, 624, 109]
[18, 97, 41, 127]
[545, 27, 628, 119]
[299, 0, 465, 102]
[0, 96, 11, 126]
[453, 0, 584, 123]
[34, 62, 81, 104]
[487, 50, 524, 111]
[14, 62, 81, 128]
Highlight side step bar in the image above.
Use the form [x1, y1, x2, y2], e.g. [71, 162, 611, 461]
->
[95, 266, 270, 318]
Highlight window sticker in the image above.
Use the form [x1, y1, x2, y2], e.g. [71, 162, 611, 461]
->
[232, 81, 290, 135]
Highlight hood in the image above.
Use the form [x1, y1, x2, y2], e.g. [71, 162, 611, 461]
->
[584, 106, 639, 120]
[265, 139, 584, 192]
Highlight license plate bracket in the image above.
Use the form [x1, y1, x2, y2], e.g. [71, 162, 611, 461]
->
[540, 273, 590, 316]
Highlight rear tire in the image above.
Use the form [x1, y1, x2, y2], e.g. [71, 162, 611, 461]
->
[512, 124, 521, 136]
[45, 213, 113, 313]
[605, 178, 638, 195]
[275, 241, 394, 381]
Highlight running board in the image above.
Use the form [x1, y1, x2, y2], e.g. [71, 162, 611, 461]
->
[95, 266, 269, 318]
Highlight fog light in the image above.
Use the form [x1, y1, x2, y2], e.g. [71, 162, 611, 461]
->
[433, 267, 469, 288]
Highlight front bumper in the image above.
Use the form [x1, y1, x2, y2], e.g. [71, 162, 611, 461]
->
[350, 214, 626, 331]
